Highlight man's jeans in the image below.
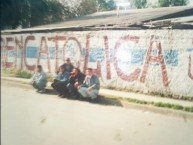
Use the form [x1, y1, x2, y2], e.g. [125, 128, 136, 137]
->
[32, 81, 46, 91]
[66, 83, 78, 97]
[51, 81, 68, 95]
[78, 87, 99, 99]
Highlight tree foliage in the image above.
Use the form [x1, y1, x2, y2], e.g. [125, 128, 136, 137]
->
[74, 0, 116, 16]
[106, 0, 117, 10]
[1, 0, 118, 29]
[159, 0, 188, 7]
[134, 0, 147, 9]
[96, 0, 116, 11]
[1, 0, 71, 29]
[76, 0, 97, 16]
[68, 0, 116, 17]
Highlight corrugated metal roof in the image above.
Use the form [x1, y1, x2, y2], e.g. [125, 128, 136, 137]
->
[2, 5, 193, 34]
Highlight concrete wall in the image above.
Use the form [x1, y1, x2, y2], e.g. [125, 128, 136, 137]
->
[1, 30, 193, 97]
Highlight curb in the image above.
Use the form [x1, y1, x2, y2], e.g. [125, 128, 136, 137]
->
[121, 101, 193, 120]
[2, 76, 193, 120]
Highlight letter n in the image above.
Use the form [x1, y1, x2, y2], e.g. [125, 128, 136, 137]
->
[24, 36, 36, 71]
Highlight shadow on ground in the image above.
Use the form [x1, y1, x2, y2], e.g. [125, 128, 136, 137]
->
[95, 95, 123, 107]
[45, 89, 123, 107]
[1, 80, 122, 107]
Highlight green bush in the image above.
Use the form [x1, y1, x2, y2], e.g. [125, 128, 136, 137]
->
[15, 70, 33, 79]
[2, 69, 33, 79]
[47, 74, 54, 82]
[184, 107, 193, 112]
[2, 69, 17, 75]
[108, 95, 193, 113]
[172, 105, 184, 110]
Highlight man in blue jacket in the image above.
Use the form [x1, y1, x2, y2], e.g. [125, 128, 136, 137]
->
[31, 65, 47, 93]
[78, 68, 100, 101]
[51, 66, 69, 97]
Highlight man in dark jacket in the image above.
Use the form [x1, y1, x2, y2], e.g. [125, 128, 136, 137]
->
[51, 66, 69, 97]
[78, 68, 100, 101]
[66, 68, 85, 99]
[61, 58, 74, 73]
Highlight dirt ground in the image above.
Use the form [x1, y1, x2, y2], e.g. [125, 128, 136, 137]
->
[2, 80, 193, 145]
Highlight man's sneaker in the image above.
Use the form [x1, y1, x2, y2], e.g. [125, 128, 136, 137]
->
[58, 94, 63, 97]
[70, 95, 78, 100]
[90, 98, 98, 103]
[36, 90, 41, 93]
[39, 89, 46, 93]
[61, 94, 67, 98]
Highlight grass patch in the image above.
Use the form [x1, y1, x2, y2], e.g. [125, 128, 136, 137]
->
[15, 70, 33, 78]
[2, 69, 32, 79]
[47, 74, 54, 82]
[102, 94, 193, 113]
[2, 69, 18, 76]
[2, 69, 55, 81]
[101, 86, 193, 102]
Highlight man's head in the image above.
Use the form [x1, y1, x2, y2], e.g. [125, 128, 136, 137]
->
[71, 68, 80, 76]
[66, 58, 71, 64]
[37, 65, 42, 72]
[59, 66, 65, 73]
[86, 68, 93, 76]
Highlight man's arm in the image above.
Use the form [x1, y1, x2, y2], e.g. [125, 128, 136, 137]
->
[79, 78, 88, 88]
[36, 72, 47, 83]
[60, 72, 69, 82]
[30, 73, 36, 84]
[87, 75, 100, 91]
[92, 75, 100, 90]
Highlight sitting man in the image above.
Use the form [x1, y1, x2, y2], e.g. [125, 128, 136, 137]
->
[51, 66, 69, 97]
[66, 68, 85, 99]
[78, 68, 100, 102]
[31, 65, 47, 93]
[60, 58, 74, 73]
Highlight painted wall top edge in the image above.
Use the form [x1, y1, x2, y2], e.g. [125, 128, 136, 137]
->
[2, 29, 193, 35]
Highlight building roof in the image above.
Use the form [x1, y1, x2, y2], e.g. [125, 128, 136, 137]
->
[2, 6, 193, 34]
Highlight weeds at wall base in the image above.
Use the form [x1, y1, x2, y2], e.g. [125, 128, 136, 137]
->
[101, 85, 193, 102]
[2, 69, 55, 82]
[2, 69, 33, 79]
[2, 69, 193, 104]
[103, 95, 193, 113]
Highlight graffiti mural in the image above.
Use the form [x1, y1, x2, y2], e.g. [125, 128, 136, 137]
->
[1, 30, 193, 97]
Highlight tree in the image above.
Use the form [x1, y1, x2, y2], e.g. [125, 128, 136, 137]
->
[0, 0, 72, 29]
[76, 0, 97, 16]
[1, 0, 22, 29]
[134, 0, 147, 9]
[96, 0, 116, 11]
[159, 0, 170, 7]
[170, 0, 188, 6]
[159, 0, 188, 7]
[74, 0, 116, 15]
[29, 0, 49, 27]
[96, 0, 107, 11]
[105, 0, 116, 11]
[47, 1, 71, 22]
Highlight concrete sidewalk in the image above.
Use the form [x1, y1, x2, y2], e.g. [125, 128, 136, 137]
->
[1, 76, 193, 108]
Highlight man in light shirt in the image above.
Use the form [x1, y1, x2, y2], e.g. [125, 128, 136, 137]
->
[78, 68, 100, 101]
[31, 65, 47, 93]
